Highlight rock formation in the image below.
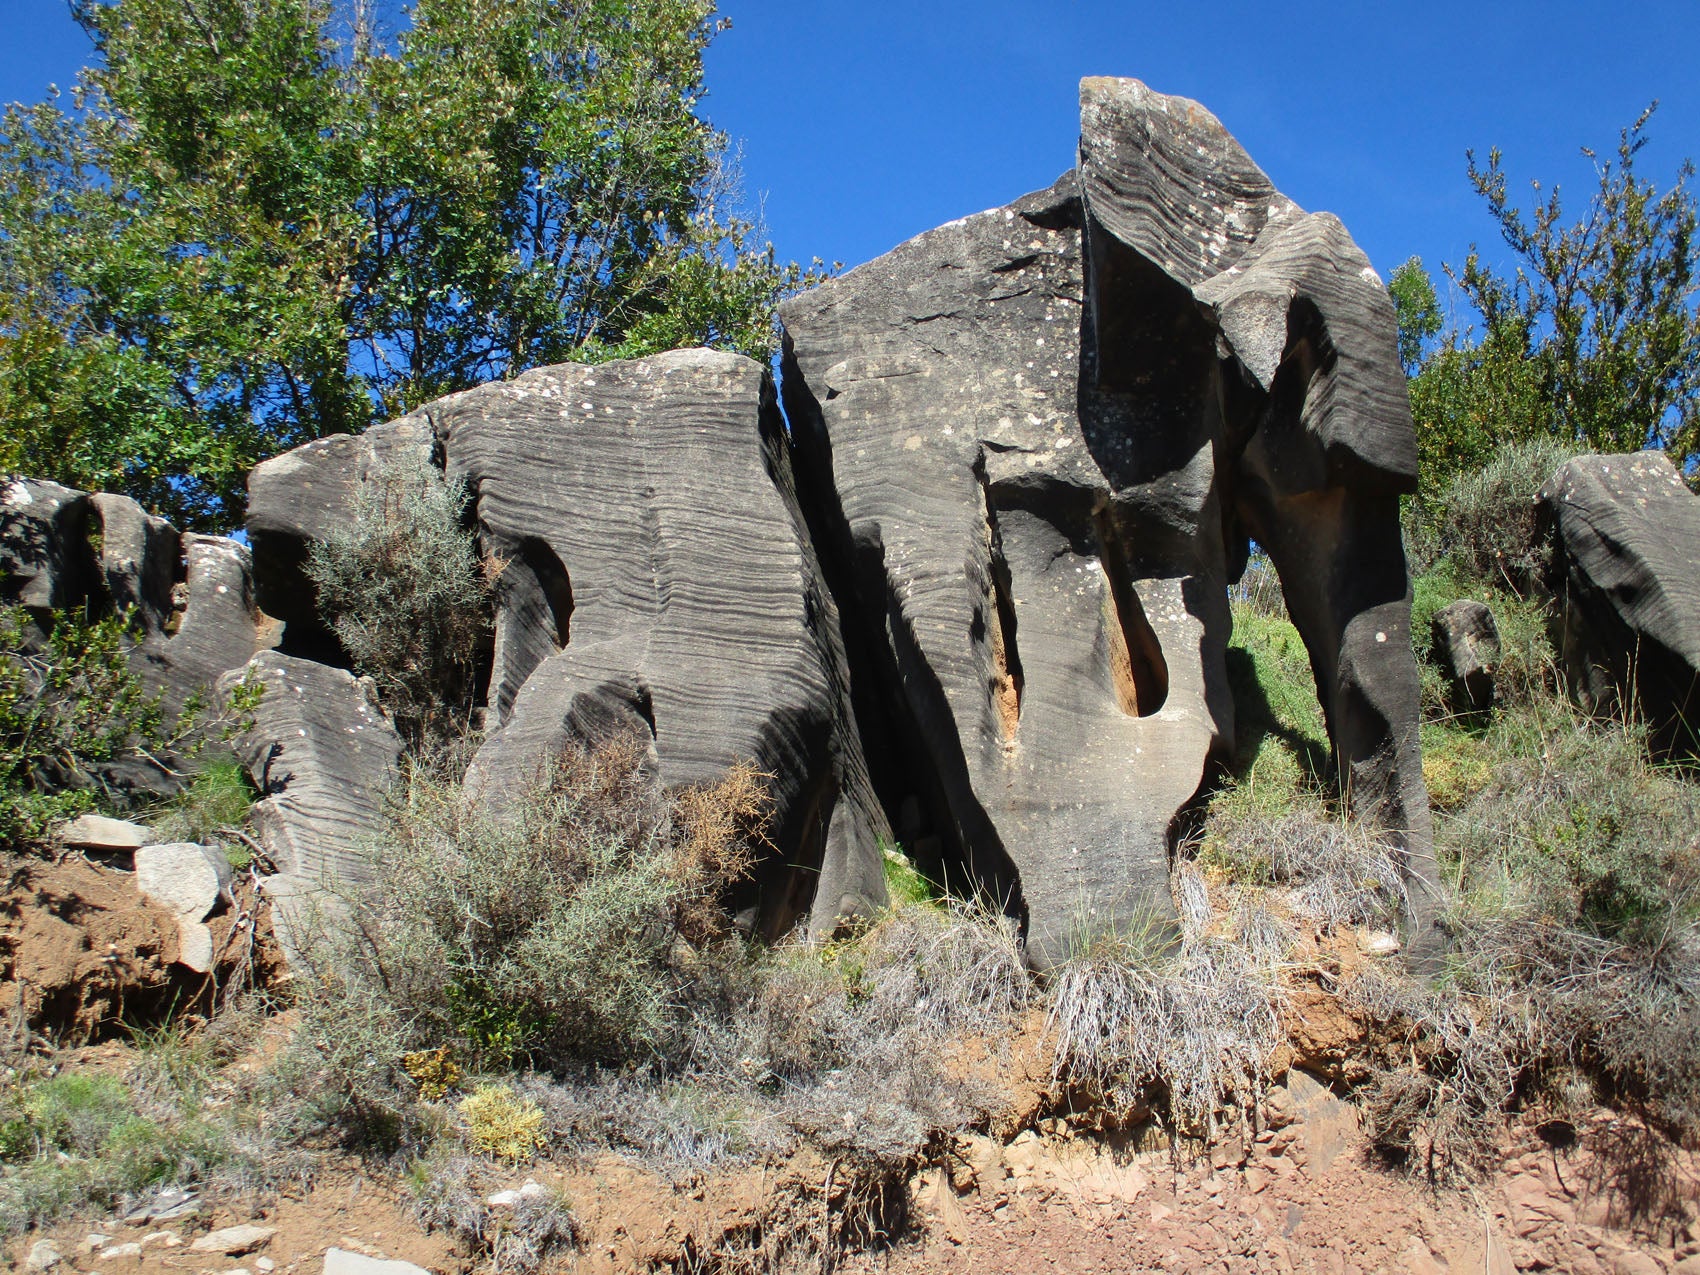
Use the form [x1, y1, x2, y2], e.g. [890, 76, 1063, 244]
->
[779, 78, 1435, 963]
[1540, 451, 1700, 756]
[5, 77, 1439, 968]
[246, 349, 891, 941]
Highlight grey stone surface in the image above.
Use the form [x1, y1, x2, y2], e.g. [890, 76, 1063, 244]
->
[131, 534, 265, 712]
[134, 842, 230, 921]
[778, 77, 1435, 963]
[223, 654, 403, 957]
[89, 492, 179, 634]
[190, 1226, 275, 1255]
[1431, 599, 1500, 712]
[1540, 451, 1700, 756]
[1, 477, 92, 612]
[431, 349, 889, 937]
[58, 814, 153, 851]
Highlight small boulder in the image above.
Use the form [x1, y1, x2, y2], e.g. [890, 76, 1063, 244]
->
[1430, 599, 1499, 712]
[189, 1226, 276, 1256]
[322, 1249, 432, 1275]
[26, 1240, 63, 1272]
[59, 814, 152, 852]
[134, 842, 230, 922]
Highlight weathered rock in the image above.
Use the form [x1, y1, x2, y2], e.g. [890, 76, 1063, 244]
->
[26, 1239, 63, 1272]
[1539, 451, 1700, 756]
[134, 842, 230, 921]
[189, 1226, 275, 1256]
[58, 814, 153, 852]
[779, 78, 1435, 962]
[222, 654, 403, 957]
[245, 416, 436, 648]
[89, 492, 179, 634]
[322, 1250, 430, 1275]
[426, 349, 889, 936]
[1430, 599, 1500, 712]
[133, 841, 229, 973]
[131, 535, 265, 712]
[1, 477, 92, 612]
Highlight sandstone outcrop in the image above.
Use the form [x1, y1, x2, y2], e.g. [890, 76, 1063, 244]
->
[1540, 451, 1700, 756]
[7, 76, 1439, 969]
[779, 78, 1435, 963]
[222, 653, 404, 956]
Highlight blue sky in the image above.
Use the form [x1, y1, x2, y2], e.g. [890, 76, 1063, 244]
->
[5, 0, 1697, 334]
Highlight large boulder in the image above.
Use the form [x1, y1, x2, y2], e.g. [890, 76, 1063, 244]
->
[1, 478, 93, 614]
[430, 349, 889, 937]
[245, 416, 436, 655]
[779, 77, 1435, 963]
[223, 654, 404, 958]
[1539, 451, 1700, 756]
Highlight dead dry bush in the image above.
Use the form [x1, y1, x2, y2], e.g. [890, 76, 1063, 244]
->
[1201, 806, 1409, 932]
[1348, 914, 1700, 1184]
[1046, 916, 1282, 1138]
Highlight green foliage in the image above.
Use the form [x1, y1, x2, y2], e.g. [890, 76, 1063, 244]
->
[879, 841, 934, 909]
[0, 0, 817, 528]
[1388, 255, 1442, 375]
[0, 604, 164, 840]
[1216, 595, 1330, 822]
[150, 755, 258, 851]
[0, 602, 261, 843]
[305, 453, 493, 739]
[0, 1072, 221, 1236]
[1408, 107, 1699, 488]
[291, 736, 766, 1137]
[1439, 706, 1700, 943]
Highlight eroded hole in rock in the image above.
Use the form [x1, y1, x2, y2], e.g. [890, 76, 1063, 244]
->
[1093, 509, 1168, 717]
[986, 520, 1025, 741]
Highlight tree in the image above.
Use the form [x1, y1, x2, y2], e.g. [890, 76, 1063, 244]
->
[1388, 256, 1441, 377]
[0, 0, 812, 529]
[1407, 106, 1699, 487]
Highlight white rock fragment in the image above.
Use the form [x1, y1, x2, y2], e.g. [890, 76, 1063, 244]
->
[322, 1249, 433, 1275]
[190, 1226, 276, 1256]
[58, 814, 151, 851]
[26, 1239, 63, 1272]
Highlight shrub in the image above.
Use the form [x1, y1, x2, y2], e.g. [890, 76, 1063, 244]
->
[291, 734, 767, 1136]
[0, 604, 167, 840]
[459, 1086, 547, 1162]
[149, 754, 257, 853]
[305, 452, 494, 739]
[1046, 917, 1281, 1134]
[1439, 709, 1700, 942]
[1407, 436, 1574, 592]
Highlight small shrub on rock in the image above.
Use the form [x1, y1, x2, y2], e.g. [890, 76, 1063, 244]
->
[305, 453, 493, 739]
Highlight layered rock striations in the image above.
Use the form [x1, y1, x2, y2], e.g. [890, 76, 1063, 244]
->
[1540, 451, 1700, 757]
[246, 349, 891, 941]
[780, 78, 1436, 962]
[5, 77, 1441, 968]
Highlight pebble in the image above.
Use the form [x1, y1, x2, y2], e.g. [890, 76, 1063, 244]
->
[256, 1259, 277, 1272]
[486, 1179, 547, 1208]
